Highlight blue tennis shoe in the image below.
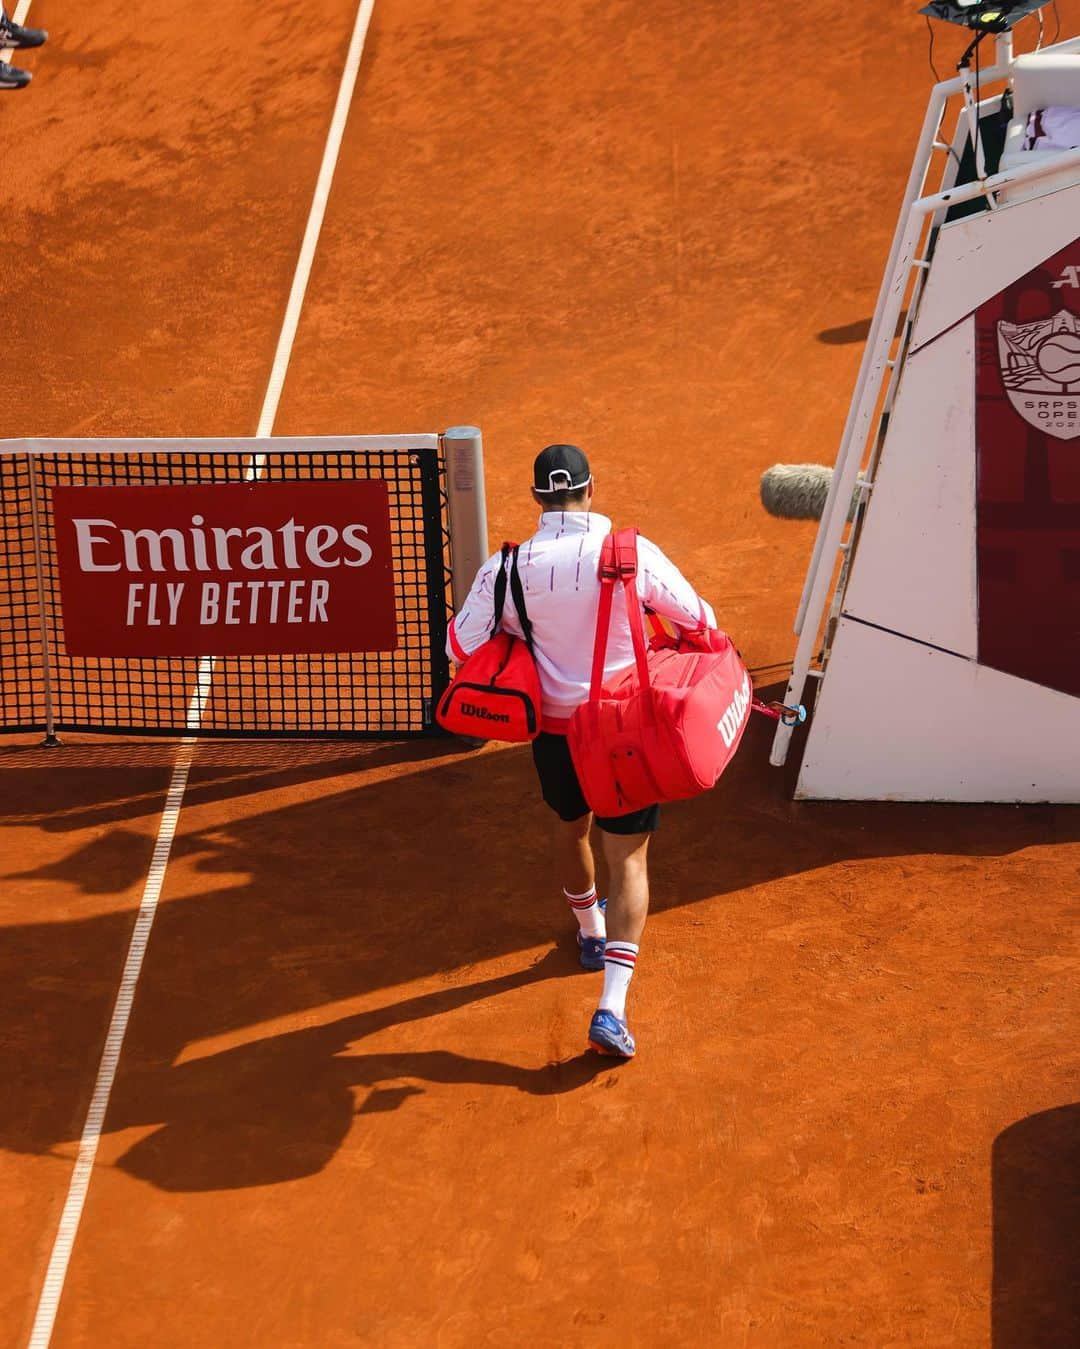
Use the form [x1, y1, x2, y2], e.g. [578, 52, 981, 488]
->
[587, 1009, 636, 1058]
[577, 932, 606, 971]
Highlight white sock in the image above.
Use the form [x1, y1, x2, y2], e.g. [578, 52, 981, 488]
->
[564, 885, 605, 939]
[598, 942, 638, 1020]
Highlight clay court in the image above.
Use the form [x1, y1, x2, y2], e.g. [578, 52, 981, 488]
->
[2, 1, 1078, 1345]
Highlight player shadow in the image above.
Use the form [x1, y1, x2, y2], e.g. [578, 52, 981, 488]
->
[991, 1103, 1080, 1347]
[1, 699, 1078, 1190]
[105, 951, 623, 1191]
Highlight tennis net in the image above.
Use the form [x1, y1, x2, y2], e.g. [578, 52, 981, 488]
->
[0, 435, 484, 739]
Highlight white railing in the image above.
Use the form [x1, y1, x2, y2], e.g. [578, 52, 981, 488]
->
[771, 27, 1080, 768]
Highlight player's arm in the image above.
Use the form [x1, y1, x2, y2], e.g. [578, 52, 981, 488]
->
[446, 551, 507, 663]
[636, 535, 718, 631]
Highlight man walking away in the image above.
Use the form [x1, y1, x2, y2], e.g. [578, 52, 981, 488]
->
[447, 445, 720, 1059]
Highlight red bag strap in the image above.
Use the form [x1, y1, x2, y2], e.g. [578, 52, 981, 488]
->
[588, 534, 617, 700]
[619, 533, 652, 695]
[588, 528, 652, 704]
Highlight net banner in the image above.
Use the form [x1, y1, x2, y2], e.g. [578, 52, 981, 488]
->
[0, 437, 455, 738]
[51, 480, 398, 657]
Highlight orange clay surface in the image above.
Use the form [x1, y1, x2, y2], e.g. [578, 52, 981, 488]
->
[2, 0, 1079, 1345]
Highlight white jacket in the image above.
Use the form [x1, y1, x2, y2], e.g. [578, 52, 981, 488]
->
[447, 511, 717, 726]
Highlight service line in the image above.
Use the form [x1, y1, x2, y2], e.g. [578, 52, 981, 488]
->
[25, 3, 379, 1344]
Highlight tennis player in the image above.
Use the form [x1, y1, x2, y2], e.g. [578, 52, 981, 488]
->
[447, 444, 719, 1058]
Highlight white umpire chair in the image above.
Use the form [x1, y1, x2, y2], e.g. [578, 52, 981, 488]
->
[999, 51, 1080, 202]
[770, 22, 1080, 802]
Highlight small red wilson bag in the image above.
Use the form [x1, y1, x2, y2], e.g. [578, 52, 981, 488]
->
[436, 544, 542, 742]
[568, 528, 753, 816]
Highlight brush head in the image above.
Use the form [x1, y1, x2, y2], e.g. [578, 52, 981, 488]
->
[759, 463, 834, 521]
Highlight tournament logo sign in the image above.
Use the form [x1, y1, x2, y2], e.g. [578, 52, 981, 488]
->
[975, 239, 1080, 700]
[51, 480, 398, 657]
[997, 309, 1080, 440]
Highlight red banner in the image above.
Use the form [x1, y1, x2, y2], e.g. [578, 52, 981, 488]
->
[975, 237, 1080, 699]
[51, 481, 398, 657]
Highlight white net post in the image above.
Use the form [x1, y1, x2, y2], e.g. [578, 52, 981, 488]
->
[442, 426, 489, 608]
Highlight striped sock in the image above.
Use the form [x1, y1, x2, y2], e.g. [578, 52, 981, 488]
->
[598, 942, 639, 1020]
[564, 886, 605, 939]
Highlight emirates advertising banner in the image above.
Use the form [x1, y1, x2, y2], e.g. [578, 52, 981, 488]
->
[976, 238, 1080, 700]
[51, 481, 398, 657]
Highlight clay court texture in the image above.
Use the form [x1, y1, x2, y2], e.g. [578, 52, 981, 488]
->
[2, 1, 1079, 1345]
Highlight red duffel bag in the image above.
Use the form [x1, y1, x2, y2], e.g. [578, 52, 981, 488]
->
[436, 543, 542, 742]
[568, 528, 753, 816]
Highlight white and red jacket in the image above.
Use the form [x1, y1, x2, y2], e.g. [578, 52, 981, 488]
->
[447, 511, 717, 732]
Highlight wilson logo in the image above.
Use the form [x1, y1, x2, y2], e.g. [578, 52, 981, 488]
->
[461, 701, 511, 724]
[716, 673, 750, 748]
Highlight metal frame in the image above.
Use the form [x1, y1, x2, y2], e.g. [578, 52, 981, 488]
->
[0, 434, 441, 455]
[771, 29, 1080, 767]
[25, 460, 59, 745]
[419, 448, 452, 725]
[440, 426, 489, 612]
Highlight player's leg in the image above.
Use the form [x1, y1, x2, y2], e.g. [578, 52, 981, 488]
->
[601, 829, 650, 946]
[554, 809, 594, 896]
[531, 733, 606, 968]
[587, 808, 658, 1058]
[554, 812, 607, 966]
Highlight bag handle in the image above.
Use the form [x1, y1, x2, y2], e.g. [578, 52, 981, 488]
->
[588, 528, 652, 706]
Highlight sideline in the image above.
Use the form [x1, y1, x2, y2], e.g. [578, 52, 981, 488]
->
[25, 3, 379, 1344]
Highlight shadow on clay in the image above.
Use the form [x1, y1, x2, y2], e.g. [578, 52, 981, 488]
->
[817, 311, 908, 346]
[0, 690, 1076, 1190]
[991, 1102, 1080, 1348]
[99, 948, 624, 1191]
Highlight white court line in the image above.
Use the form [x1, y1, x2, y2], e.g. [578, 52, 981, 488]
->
[25, 3, 379, 1345]
[257, 0, 378, 440]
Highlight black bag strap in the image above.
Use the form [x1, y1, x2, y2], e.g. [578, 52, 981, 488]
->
[490, 543, 533, 652]
[508, 546, 533, 652]
[490, 543, 513, 640]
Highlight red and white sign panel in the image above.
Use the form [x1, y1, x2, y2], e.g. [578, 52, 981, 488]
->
[975, 237, 1080, 699]
[51, 481, 398, 657]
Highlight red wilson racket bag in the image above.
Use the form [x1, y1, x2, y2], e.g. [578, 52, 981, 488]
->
[436, 543, 542, 742]
[568, 529, 753, 816]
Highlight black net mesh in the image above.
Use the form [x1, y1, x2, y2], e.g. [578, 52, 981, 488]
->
[0, 453, 45, 732]
[0, 443, 452, 738]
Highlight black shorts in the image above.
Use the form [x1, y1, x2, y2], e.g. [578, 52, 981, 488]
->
[531, 732, 660, 835]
